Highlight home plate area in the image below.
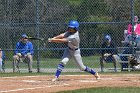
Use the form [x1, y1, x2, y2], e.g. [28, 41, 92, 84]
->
[0, 74, 140, 93]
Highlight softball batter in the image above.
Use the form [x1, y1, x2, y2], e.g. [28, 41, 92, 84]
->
[48, 20, 100, 81]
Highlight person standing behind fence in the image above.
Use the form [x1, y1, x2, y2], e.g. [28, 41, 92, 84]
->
[13, 34, 34, 73]
[127, 16, 140, 36]
[100, 35, 118, 72]
[48, 20, 100, 82]
[126, 16, 140, 47]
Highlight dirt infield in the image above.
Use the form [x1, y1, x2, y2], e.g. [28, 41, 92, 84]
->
[0, 74, 140, 93]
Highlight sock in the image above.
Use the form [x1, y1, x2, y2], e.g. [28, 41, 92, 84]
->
[55, 63, 64, 78]
[84, 66, 96, 75]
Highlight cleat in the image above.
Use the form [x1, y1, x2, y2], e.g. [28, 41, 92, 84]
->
[94, 72, 100, 80]
[52, 77, 59, 82]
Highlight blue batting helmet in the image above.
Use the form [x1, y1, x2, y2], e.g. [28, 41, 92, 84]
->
[22, 34, 28, 38]
[68, 20, 79, 28]
[105, 35, 111, 41]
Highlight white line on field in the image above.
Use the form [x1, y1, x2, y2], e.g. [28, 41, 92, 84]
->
[100, 78, 113, 80]
[79, 80, 98, 83]
[22, 80, 41, 83]
[1, 75, 92, 79]
[1, 76, 42, 78]
[63, 75, 90, 77]
[0, 83, 69, 93]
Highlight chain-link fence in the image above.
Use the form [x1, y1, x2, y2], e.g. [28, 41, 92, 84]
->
[0, 0, 139, 73]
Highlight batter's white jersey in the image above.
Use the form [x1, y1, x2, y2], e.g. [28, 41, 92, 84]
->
[61, 31, 86, 70]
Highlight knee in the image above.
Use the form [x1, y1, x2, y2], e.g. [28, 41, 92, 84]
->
[112, 55, 116, 58]
[13, 55, 18, 60]
[27, 54, 32, 58]
[26, 55, 33, 60]
[112, 55, 118, 62]
[61, 58, 69, 65]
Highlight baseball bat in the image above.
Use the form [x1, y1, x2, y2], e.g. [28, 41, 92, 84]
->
[26, 37, 45, 41]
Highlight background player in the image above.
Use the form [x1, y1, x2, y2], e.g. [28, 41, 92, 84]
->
[13, 34, 34, 73]
[48, 20, 100, 82]
[100, 35, 118, 72]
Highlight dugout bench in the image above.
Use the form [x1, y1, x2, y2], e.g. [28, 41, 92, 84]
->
[99, 47, 133, 72]
[117, 53, 132, 71]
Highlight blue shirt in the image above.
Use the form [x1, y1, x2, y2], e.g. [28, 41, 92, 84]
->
[101, 42, 117, 56]
[2, 51, 5, 59]
[14, 41, 34, 55]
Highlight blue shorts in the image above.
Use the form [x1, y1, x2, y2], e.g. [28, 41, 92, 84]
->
[104, 55, 114, 62]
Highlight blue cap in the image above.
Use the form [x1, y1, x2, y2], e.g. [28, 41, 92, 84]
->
[22, 34, 28, 38]
[105, 35, 111, 41]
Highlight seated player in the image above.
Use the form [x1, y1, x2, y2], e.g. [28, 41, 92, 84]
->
[13, 34, 34, 73]
[100, 35, 118, 72]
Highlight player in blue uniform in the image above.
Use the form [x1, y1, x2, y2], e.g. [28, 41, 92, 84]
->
[100, 35, 118, 72]
[48, 20, 100, 81]
[13, 34, 34, 73]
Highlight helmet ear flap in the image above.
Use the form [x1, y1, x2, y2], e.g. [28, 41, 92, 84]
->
[74, 27, 78, 31]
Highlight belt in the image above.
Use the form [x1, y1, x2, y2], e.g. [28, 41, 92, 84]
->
[68, 47, 79, 51]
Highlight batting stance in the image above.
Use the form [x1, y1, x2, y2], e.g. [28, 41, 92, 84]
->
[13, 34, 34, 73]
[48, 20, 100, 82]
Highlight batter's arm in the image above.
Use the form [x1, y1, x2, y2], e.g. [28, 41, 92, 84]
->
[53, 33, 65, 39]
[48, 38, 68, 43]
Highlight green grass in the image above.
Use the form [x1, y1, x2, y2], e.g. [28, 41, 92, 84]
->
[0, 72, 54, 77]
[0, 71, 140, 77]
[57, 87, 140, 93]
[3, 55, 126, 72]
[69, 0, 81, 6]
[4, 55, 102, 68]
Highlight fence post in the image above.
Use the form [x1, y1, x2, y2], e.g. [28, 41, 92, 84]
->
[36, 0, 40, 72]
[130, 0, 135, 55]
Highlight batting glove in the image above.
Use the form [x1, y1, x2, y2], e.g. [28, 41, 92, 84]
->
[48, 38, 53, 42]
